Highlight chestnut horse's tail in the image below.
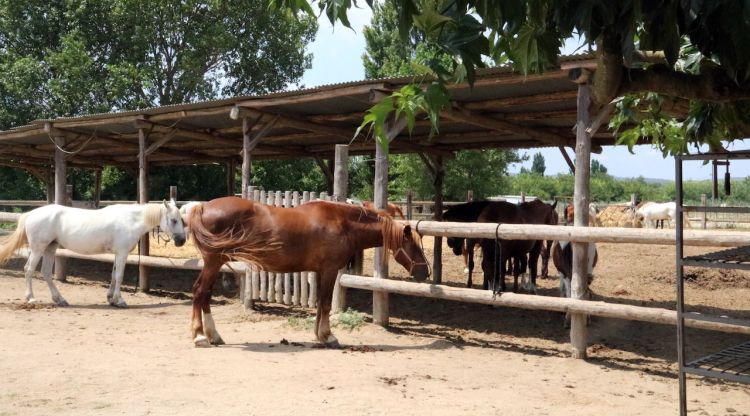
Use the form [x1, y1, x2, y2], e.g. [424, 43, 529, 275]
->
[188, 204, 279, 267]
[0, 213, 28, 265]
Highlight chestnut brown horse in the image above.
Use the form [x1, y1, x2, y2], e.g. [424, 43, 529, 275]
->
[362, 201, 406, 219]
[188, 197, 430, 347]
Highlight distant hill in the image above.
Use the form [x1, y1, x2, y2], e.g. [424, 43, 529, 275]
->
[613, 176, 672, 185]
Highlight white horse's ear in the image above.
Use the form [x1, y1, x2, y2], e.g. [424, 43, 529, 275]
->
[163, 199, 168, 208]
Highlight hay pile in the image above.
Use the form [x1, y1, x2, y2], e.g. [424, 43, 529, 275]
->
[596, 205, 642, 228]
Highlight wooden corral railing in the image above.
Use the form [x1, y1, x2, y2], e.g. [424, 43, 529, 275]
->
[0, 191, 339, 310]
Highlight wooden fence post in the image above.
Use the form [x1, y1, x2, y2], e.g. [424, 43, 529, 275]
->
[137, 127, 150, 292]
[53, 135, 68, 281]
[243, 186, 256, 312]
[332, 144, 349, 312]
[406, 190, 413, 221]
[701, 194, 707, 229]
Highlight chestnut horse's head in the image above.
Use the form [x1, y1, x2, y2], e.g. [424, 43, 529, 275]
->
[393, 224, 431, 281]
[565, 204, 575, 225]
[380, 216, 430, 282]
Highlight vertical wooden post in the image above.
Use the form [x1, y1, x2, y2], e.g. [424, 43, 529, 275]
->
[65, 184, 73, 206]
[372, 117, 407, 325]
[432, 156, 444, 285]
[259, 189, 268, 301]
[241, 117, 252, 199]
[93, 169, 102, 208]
[571, 80, 592, 359]
[251, 188, 261, 302]
[373, 138, 390, 325]
[467, 190, 473, 202]
[226, 160, 236, 196]
[169, 185, 177, 200]
[520, 191, 526, 203]
[332, 144, 349, 312]
[406, 190, 413, 220]
[53, 135, 68, 281]
[712, 160, 718, 202]
[138, 127, 150, 292]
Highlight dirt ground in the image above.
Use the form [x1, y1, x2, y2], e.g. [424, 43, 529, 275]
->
[1, 236, 749, 415]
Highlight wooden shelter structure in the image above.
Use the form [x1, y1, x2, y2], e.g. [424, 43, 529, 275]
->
[0, 54, 661, 358]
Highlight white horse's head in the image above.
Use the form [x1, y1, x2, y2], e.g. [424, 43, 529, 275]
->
[162, 199, 187, 247]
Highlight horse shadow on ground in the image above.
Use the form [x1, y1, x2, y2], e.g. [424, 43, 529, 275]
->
[228, 338, 455, 354]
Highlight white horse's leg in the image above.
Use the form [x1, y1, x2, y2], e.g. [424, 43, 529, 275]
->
[106, 260, 118, 304]
[24, 249, 43, 303]
[109, 252, 128, 307]
[41, 244, 68, 306]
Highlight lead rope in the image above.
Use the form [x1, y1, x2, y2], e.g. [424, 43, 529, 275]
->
[493, 223, 502, 298]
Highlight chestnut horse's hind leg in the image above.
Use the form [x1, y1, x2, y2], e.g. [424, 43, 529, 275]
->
[192, 255, 224, 347]
[314, 268, 339, 347]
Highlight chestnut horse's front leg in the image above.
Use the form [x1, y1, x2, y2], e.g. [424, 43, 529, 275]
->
[192, 255, 225, 347]
[314, 268, 340, 347]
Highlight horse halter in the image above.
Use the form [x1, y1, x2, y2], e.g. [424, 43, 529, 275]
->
[393, 246, 431, 276]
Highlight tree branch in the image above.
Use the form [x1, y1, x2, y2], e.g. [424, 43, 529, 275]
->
[619, 64, 750, 103]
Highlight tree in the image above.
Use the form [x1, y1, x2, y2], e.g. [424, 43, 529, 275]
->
[0, 0, 317, 201]
[358, 0, 522, 200]
[591, 159, 608, 176]
[278, 0, 750, 156]
[531, 152, 546, 176]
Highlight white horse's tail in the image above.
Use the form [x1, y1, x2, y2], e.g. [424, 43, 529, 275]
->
[0, 213, 29, 265]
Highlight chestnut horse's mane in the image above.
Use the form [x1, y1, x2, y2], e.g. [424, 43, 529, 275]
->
[188, 203, 281, 267]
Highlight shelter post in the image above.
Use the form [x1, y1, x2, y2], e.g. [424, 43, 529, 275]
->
[571, 77, 592, 359]
[226, 160, 236, 196]
[53, 134, 68, 281]
[93, 169, 102, 208]
[432, 156, 445, 284]
[373, 117, 407, 326]
[241, 117, 252, 199]
[332, 144, 349, 312]
[45, 169, 54, 204]
[137, 126, 150, 292]
[169, 185, 177, 200]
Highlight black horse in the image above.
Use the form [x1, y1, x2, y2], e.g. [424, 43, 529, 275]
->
[469, 199, 558, 293]
[443, 201, 491, 287]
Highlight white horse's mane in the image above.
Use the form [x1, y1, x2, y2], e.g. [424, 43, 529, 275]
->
[143, 204, 165, 229]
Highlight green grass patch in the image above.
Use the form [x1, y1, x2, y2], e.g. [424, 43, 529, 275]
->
[334, 308, 367, 331]
[286, 315, 316, 331]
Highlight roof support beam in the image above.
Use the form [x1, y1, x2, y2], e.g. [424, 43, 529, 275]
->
[444, 105, 570, 147]
[231, 105, 358, 140]
[559, 146, 576, 174]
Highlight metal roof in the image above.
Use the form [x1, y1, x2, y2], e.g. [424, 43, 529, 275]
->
[0, 54, 638, 171]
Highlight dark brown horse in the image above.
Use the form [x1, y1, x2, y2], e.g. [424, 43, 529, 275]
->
[443, 201, 492, 287]
[471, 199, 557, 293]
[188, 197, 430, 347]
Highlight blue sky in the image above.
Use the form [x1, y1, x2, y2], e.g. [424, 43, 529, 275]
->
[299, 8, 749, 181]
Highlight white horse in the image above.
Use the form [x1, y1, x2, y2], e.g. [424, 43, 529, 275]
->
[179, 201, 202, 227]
[634, 201, 689, 228]
[0, 200, 186, 307]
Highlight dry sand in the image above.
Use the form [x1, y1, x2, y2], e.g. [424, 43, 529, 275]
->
[0, 237, 748, 415]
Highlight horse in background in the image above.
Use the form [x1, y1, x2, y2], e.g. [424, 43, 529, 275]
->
[188, 197, 429, 347]
[443, 201, 492, 287]
[564, 203, 600, 226]
[361, 200, 406, 219]
[551, 239, 598, 326]
[472, 199, 558, 293]
[634, 201, 690, 229]
[0, 200, 186, 307]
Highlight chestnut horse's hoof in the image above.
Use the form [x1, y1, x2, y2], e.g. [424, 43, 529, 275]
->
[324, 335, 341, 349]
[194, 335, 211, 348]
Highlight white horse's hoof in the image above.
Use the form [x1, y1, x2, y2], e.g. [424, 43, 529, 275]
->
[110, 298, 127, 308]
[463, 267, 469, 274]
[26, 297, 41, 304]
[194, 335, 211, 348]
[53, 297, 69, 307]
[208, 334, 225, 346]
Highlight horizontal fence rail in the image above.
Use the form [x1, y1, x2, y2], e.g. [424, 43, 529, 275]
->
[340, 274, 750, 335]
[405, 220, 750, 247]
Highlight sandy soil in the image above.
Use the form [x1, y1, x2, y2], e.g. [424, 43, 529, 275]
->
[0, 237, 749, 415]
